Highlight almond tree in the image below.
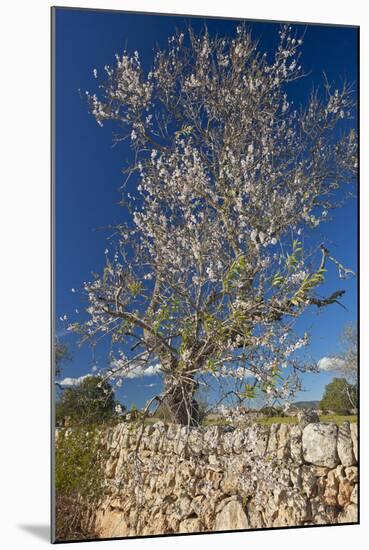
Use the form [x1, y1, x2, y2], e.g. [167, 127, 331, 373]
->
[73, 25, 357, 425]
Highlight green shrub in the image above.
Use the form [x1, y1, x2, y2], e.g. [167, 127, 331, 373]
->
[56, 376, 121, 427]
[55, 425, 107, 541]
[55, 494, 96, 542]
[259, 406, 284, 417]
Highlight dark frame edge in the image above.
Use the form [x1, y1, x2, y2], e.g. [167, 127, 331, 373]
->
[51, 5, 360, 29]
[356, 23, 360, 526]
[51, 5, 56, 544]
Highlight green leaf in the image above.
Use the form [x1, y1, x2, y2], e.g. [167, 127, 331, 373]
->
[206, 359, 217, 374]
[244, 383, 256, 399]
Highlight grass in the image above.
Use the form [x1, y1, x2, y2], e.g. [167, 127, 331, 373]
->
[202, 414, 357, 428]
[118, 413, 357, 429]
[256, 416, 299, 427]
[256, 414, 357, 426]
[316, 414, 357, 425]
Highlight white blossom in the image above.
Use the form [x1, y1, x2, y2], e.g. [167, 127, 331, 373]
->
[79, 25, 357, 422]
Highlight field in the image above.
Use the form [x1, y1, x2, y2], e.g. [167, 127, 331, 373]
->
[256, 414, 357, 426]
[201, 414, 357, 428]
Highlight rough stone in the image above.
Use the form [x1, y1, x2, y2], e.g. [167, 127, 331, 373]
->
[311, 465, 330, 477]
[298, 409, 320, 430]
[345, 466, 358, 483]
[350, 484, 358, 504]
[55, 421, 359, 537]
[105, 458, 118, 478]
[244, 424, 269, 457]
[247, 503, 265, 529]
[277, 424, 290, 459]
[302, 423, 339, 468]
[215, 500, 249, 531]
[337, 478, 353, 507]
[290, 465, 302, 489]
[215, 495, 238, 513]
[338, 503, 358, 524]
[324, 470, 338, 506]
[334, 464, 346, 483]
[290, 426, 303, 462]
[97, 510, 129, 538]
[232, 429, 245, 453]
[350, 423, 358, 462]
[221, 475, 239, 494]
[337, 422, 355, 466]
[178, 518, 202, 533]
[301, 466, 317, 498]
[266, 423, 279, 457]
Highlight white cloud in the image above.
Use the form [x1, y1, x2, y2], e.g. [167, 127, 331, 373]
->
[58, 363, 162, 387]
[57, 374, 93, 387]
[125, 364, 162, 379]
[144, 383, 158, 388]
[317, 357, 345, 372]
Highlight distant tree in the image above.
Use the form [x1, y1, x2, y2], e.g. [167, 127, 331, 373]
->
[75, 25, 356, 425]
[319, 377, 357, 413]
[336, 324, 358, 407]
[55, 339, 71, 377]
[56, 376, 121, 426]
[319, 324, 358, 409]
[259, 405, 284, 417]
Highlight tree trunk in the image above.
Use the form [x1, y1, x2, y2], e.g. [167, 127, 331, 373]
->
[163, 375, 199, 426]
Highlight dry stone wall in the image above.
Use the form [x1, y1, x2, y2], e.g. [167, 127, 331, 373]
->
[95, 420, 358, 538]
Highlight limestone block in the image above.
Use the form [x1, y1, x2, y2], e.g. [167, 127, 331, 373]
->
[97, 510, 129, 538]
[243, 425, 269, 457]
[277, 424, 290, 459]
[337, 422, 355, 466]
[215, 500, 249, 531]
[267, 424, 279, 457]
[290, 425, 303, 463]
[345, 466, 358, 483]
[221, 474, 239, 494]
[350, 423, 358, 462]
[350, 484, 358, 504]
[337, 478, 354, 507]
[232, 429, 245, 453]
[186, 436, 202, 456]
[337, 503, 358, 524]
[178, 518, 202, 533]
[324, 469, 339, 506]
[301, 466, 317, 498]
[302, 423, 339, 468]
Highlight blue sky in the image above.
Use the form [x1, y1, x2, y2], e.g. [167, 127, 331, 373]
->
[54, 8, 358, 408]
